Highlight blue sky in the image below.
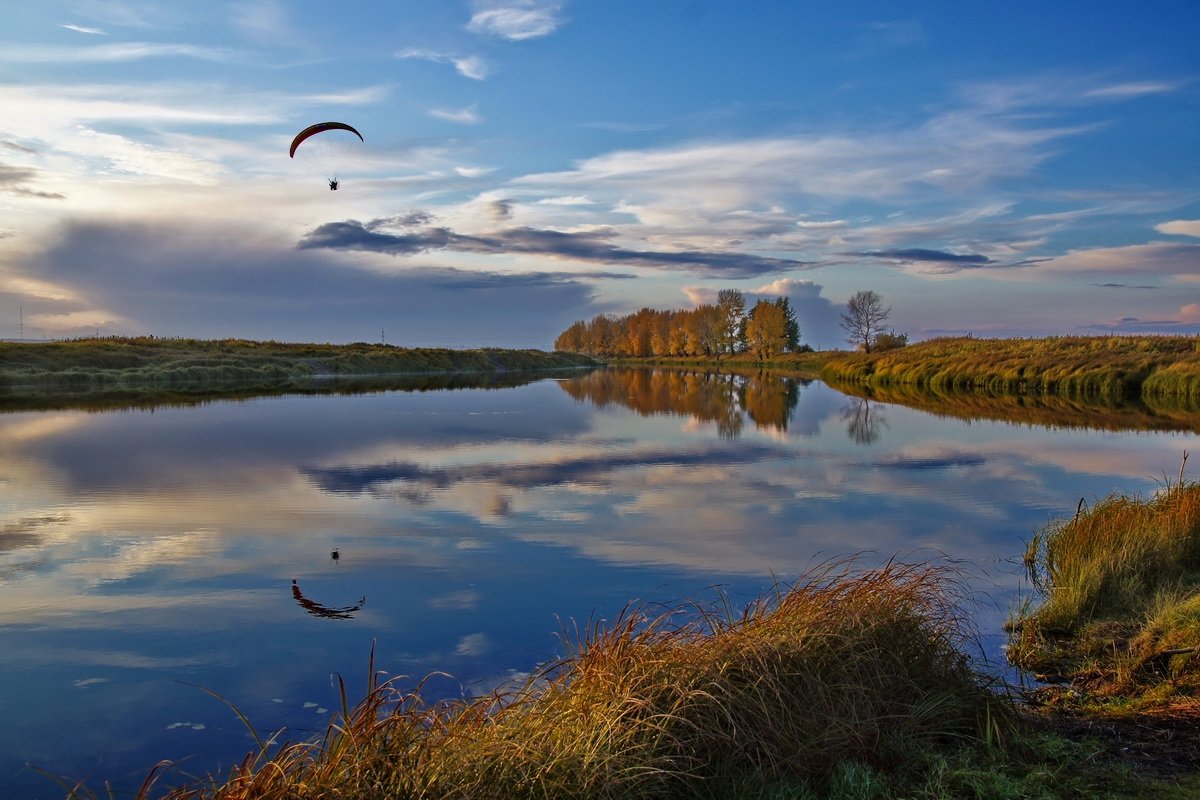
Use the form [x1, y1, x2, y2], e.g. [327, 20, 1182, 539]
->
[1, 1, 1198, 348]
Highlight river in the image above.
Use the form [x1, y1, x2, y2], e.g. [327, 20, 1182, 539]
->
[0, 366, 1195, 797]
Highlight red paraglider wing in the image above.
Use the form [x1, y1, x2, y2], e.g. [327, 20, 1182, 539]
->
[289, 121, 364, 158]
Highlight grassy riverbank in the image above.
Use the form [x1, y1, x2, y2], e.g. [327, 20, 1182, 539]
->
[818, 336, 1200, 403]
[0, 337, 598, 399]
[1010, 472, 1200, 706]
[1005, 475, 1200, 792]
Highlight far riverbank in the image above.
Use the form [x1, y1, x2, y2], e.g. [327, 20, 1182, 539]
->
[604, 335, 1200, 407]
[0, 337, 600, 406]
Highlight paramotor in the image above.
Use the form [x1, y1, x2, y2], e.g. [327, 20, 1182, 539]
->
[289, 122, 364, 190]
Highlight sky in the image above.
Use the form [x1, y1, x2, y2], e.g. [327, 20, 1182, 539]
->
[1, 1, 1198, 349]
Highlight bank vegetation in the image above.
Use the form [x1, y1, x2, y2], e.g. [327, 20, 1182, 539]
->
[819, 335, 1200, 404]
[0, 337, 598, 401]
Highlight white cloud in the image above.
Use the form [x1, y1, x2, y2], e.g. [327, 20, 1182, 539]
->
[1156, 219, 1200, 238]
[681, 286, 716, 306]
[453, 55, 489, 80]
[467, 1, 565, 40]
[455, 165, 495, 178]
[752, 278, 822, 298]
[430, 105, 481, 125]
[536, 195, 594, 206]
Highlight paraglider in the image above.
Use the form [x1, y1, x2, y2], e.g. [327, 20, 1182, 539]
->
[289, 122, 363, 190]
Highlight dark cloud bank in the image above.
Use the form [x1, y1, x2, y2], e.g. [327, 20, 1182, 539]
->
[298, 217, 814, 279]
[19, 219, 627, 346]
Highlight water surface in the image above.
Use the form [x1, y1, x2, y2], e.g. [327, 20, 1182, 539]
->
[1, 367, 1195, 796]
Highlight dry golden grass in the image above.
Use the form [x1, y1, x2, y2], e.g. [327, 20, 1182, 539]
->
[83, 562, 1009, 800]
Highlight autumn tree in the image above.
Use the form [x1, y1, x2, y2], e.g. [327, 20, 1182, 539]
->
[744, 299, 788, 359]
[554, 321, 587, 353]
[716, 289, 746, 357]
[840, 290, 891, 353]
[684, 305, 721, 356]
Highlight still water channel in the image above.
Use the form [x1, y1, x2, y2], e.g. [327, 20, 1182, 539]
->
[1, 367, 1196, 797]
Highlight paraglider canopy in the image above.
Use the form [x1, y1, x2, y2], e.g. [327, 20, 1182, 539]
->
[289, 121, 363, 158]
[289, 122, 363, 190]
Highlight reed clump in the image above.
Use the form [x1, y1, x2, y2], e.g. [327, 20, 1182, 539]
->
[1009, 468, 1200, 700]
[116, 562, 1009, 800]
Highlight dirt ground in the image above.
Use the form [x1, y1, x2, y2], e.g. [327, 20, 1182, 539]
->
[1022, 689, 1200, 778]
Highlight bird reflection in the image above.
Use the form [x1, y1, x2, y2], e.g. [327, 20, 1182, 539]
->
[291, 579, 365, 620]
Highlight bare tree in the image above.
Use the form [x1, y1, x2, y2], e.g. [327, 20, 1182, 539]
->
[840, 290, 891, 353]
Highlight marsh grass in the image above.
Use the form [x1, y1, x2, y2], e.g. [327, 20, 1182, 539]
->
[820, 336, 1200, 405]
[70, 562, 1016, 800]
[1009, 463, 1200, 699]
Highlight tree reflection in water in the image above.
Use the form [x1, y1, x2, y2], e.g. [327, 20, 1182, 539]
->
[559, 367, 809, 438]
[841, 397, 887, 445]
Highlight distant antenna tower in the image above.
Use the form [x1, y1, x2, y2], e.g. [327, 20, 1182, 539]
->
[19, 305, 23, 339]
[381, 328, 386, 345]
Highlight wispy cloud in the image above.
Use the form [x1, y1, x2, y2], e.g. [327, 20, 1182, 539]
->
[961, 74, 1184, 112]
[396, 48, 489, 80]
[467, 0, 566, 41]
[430, 105, 482, 124]
[847, 19, 927, 58]
[62, 24, 107, 35]
[230, 0, 305, 48]
[1034, 242, 1200, 277]
[1083, 81, 1182, 99]
[0, 41, 242, 64]
[0, 84, 280, 128]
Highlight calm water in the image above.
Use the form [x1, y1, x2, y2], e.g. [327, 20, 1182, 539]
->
[1, 367, 1196, 797]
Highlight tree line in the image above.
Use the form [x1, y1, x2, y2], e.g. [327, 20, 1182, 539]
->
[554, 290, 804, 359]
[555, 288, 906, 358]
